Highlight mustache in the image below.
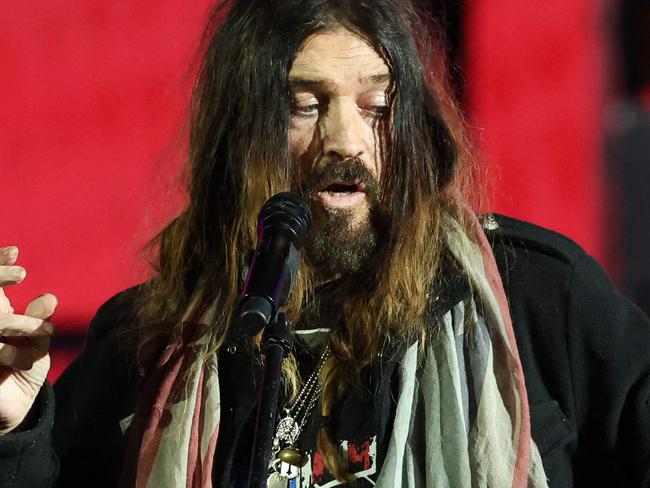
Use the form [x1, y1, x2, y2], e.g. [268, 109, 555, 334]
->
[297, 157, 381, 200]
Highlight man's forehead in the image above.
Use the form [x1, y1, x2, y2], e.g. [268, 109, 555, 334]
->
[288, 29, 391, 89]
[288, 73, 391, 91]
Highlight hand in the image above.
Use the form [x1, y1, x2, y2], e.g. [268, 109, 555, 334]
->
[0, 246, 57, 435]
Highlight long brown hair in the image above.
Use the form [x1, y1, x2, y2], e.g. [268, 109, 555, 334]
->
[134, 0, 477, 480]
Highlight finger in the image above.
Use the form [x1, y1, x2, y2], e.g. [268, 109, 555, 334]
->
[0, 266, 26, 287]
[4, 335, 51, 358]
[25, 293, 58, 320]
[0, 314, 53, 337]
[0, 289, 14, 314]
[15, 295, 58, 354]
[0, 343, 35, 370]
[0, 247, 19, 266]
[28, 334, 52, 354]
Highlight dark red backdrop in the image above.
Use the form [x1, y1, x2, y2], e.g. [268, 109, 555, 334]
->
[1, 1, 608, 379]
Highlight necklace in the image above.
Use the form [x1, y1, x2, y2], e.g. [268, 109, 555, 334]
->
[268, 344, 330, 483]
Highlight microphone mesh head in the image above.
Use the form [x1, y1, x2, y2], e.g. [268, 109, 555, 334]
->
[258, 192, 312, 249]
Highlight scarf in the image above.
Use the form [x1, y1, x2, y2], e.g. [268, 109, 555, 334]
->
[122, 211, 548, 487]
[375, 214, 547, 487]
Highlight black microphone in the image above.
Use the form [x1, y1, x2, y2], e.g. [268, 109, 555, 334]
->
[237, 192, 311, 336]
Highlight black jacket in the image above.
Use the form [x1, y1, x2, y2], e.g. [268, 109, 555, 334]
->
[1, 215, 649, 487]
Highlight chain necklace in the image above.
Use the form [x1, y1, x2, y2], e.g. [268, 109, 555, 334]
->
[268, 344, 330, 484]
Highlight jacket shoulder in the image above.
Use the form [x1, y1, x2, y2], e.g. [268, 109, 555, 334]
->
[484, 213, 589, 267]
[86, 284, 145, 343]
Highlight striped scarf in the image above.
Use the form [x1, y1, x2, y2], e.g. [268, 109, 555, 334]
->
[121, 211, 548, 487]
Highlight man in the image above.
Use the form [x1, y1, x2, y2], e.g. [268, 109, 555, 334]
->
[0, 0, 649, 487]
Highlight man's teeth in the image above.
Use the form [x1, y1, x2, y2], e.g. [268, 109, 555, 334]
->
[327, 190, 352, 196]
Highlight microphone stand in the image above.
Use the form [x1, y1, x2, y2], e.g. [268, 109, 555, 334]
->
[248, 312, 293, 487]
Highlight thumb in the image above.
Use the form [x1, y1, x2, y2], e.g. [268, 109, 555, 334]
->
[0, 289, 14, 314]
[25, 293, 58, 320]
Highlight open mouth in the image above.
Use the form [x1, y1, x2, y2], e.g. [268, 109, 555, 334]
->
[317, 180, 367, 208]
[320, 180, 365, 195]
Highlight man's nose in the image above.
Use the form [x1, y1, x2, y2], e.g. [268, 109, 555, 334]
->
[320, 101, 366, 160]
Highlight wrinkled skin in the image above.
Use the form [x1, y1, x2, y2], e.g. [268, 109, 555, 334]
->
[0, 246, 57, 435]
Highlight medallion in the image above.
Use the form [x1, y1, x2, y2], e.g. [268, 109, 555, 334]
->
[275, 415, 300, 446]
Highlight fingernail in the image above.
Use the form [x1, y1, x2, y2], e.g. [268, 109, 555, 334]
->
[43, 291, 57, 300]
[14, 268, 26, 280]
[2, 247, 18, 259]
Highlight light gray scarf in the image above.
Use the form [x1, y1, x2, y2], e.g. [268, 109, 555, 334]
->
[376, 214, 548, 487]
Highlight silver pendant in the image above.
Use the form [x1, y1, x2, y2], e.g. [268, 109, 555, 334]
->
[275, 415, 300, 446]
[266, 471, 289, 488]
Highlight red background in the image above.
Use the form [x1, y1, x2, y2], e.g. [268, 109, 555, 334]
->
[1, 1, 609, 379]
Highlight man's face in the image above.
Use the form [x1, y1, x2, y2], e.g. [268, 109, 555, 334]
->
[288, 29, 392, 276]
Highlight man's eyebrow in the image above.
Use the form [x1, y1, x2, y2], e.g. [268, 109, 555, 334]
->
[288, 72, 392, 90]
[288, 77, 333, 90]
[365, 73, 391, 85]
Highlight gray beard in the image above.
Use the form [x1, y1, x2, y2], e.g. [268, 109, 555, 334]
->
[305, 208, 379, 276]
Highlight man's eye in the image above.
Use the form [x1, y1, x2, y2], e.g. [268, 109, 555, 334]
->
[291, 103, 319, 117]
[361, 105, 389, 119]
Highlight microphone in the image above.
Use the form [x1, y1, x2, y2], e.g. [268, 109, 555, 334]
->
[237, 192, 312, 336]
